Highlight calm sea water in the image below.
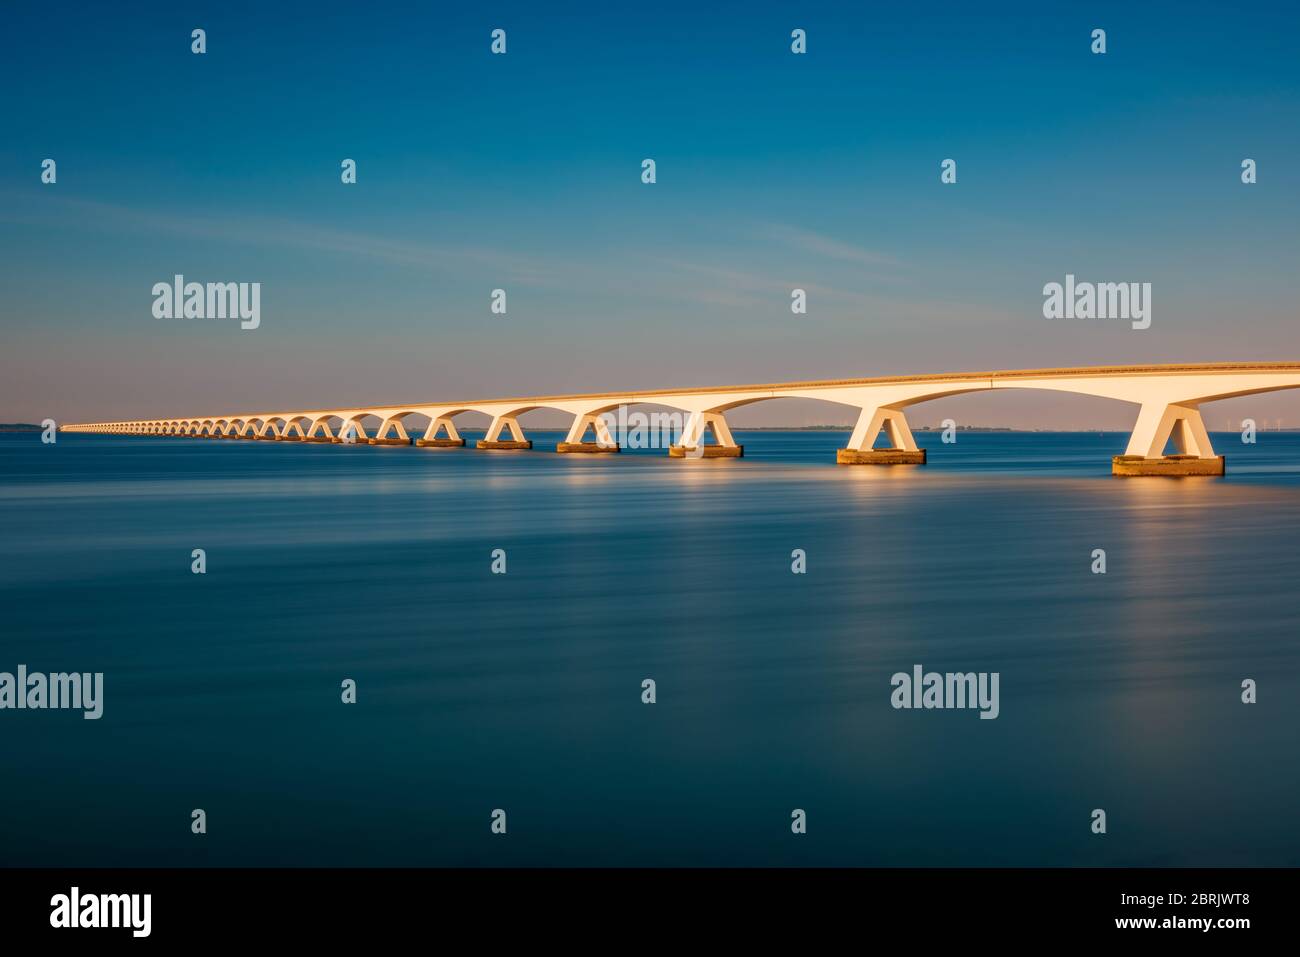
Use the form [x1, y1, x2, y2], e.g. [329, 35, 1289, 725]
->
[2, 430, 1299, 866]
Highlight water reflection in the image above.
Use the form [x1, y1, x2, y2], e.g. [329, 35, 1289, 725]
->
[1, 431, 1298, 866]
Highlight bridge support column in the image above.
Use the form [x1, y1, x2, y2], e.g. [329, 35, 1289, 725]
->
[836, 407, 926, 464]
[1113, 402, 1224, 476]
[558, 412, 619, 453]
[478, 415, 531, 450]
[371, 418, 412, 446]
[669, 411, 743, 458]
[338, 420, 369, 445]
[303, 420, 335, 443]
[416, 417, 465, 448]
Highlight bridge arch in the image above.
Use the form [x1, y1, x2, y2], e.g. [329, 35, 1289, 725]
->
[304, 413, 345, 440]
[260, 415, 290, 438]
[61, 364, 1300, 472]
[278, 414, 310, 439]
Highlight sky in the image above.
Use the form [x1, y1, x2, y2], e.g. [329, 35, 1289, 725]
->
[2, 0, 1299, 429]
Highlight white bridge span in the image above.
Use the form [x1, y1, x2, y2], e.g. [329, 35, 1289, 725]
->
[61, 362, 1300, 475]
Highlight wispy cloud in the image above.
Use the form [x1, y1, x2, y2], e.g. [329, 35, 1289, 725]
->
[1, 193, 964, 320]
[0, 192, 552, 284]
[762, 224, 902, 269]
[655, 257, 907, 313]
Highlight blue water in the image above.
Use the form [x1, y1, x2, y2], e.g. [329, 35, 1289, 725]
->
[2, 430, 1299, 866]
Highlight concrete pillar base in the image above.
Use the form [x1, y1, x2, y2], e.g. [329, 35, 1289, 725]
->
[836, 448, 927, 465]
[415, 438, 466, 448]
[669, 445, 744, 458]
[477, 440, 533, 450]
[1112, 454, 1225, 476]
[556, 442, 620, 453]
[369, 437, 411, 446]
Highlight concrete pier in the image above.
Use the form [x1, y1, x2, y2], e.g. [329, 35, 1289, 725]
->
[556, 442, 620, 453]
[415, 438, 466, 448]
[477, 440, 533, 450]
[1112, 454, 1225, 476]
[837, 448, 927, 465]
[669, 445, 744, 458]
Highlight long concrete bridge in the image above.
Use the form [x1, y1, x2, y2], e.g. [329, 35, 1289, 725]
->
[61, 362, 1300, 475]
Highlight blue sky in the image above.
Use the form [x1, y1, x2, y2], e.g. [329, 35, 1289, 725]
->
[3, 1, 1299, 427]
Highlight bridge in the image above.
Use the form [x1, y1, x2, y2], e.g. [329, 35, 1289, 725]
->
[60, 362, 1300, 475]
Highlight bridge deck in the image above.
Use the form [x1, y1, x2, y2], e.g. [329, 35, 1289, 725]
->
[90, 362, 1300, 423]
